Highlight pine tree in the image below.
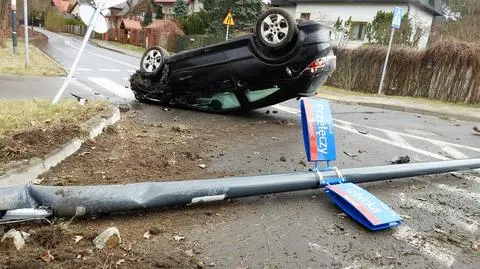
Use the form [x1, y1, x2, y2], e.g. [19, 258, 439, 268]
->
[173, 0, 188, 19]
[144, 9, 152, 26]
[155, 4, 164, 20]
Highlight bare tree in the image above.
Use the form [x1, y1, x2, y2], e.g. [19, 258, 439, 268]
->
[0, 0, 11, 47]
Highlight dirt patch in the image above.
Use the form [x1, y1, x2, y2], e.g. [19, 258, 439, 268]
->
[1, 107, 305, 268]
[0, 126, 81, 171]
[39, 116, 223, 186]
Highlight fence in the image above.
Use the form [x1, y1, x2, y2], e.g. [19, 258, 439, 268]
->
[63, 25, 103, 39]
[328, 39, 480, 104]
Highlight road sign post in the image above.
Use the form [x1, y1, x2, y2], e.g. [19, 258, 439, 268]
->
[223, 11, 235, 41]
[378, 7, 403, 95]
[11, 0, 17, 55]
[24, 0, 29, 66]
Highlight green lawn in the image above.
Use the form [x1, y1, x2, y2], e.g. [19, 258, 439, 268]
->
[0, 39, 66, 76]
[0, 99, 108, 139]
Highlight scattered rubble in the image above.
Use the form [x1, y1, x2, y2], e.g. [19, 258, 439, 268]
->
[174, 235, 185, 241]
[279, 156, 287, 162]
[390, 155, 410, 164]
[143, 231, 151, 239]
[93, 227, 121, 249]
[40, 250, 54, 263]
[199, 164, 207, 169]
[343, 151, 358, 158]
[1, 229, 30, 250]
[74, 235, 84, 244]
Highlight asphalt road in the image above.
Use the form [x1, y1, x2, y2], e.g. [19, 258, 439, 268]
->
[34, 28, 138, 103]
[32, 29, 480, 268]
[132, 100, 479, 269]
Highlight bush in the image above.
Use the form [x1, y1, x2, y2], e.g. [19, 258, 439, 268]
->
[45, 11, 65, 32]
[64, 18, 84, 26]
[179, 12, 208, 35]
[328, 39, 480, 104]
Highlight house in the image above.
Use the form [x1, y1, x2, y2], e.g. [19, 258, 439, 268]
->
[134, 0, 203, 20]
[271, 0, 444, 49]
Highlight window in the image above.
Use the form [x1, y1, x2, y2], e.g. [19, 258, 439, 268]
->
[349, 22, 367, 40]
[300, 13, 311, 20]
[246, 87, 280, 103]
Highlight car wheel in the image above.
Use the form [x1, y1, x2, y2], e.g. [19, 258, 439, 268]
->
[255, 8, 297, 51]
[140, 47, 168, 77]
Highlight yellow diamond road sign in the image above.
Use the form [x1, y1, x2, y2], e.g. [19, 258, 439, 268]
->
[223, 11, 235, 26]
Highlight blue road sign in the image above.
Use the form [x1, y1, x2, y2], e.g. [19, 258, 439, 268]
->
[300, 98, 336, 162]
[325, 183, 403, 231]
[392, 7, 403, 29]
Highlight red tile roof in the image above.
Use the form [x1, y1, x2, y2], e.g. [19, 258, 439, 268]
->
[146, 20, 184, 35]
[121, 19, 143, 30]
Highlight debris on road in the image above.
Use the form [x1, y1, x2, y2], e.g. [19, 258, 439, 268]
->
[74, 235, 83, 244]
[1, 229, 30, 250]
[390, 155, 410, 164]
[173, 235, 185, 241]
[40, 250, 54, 263]
[400, 214, 412, 219]
[143, 231, 151, 239]
[474, 126, 480, 135]
[185, 249, 194, 257]
[149, 226, 164, 235]
[471, 241, 479, 251]
[415, 197, 428, 201]
[119, 104, 131, 112]
[279, 155, 287, 162]
[116, 259, 126, 266]
[358, 129, 369, 135]
[93, 227, 121, 249]
[199, 164, 207, 169]
[343, 151, 358, 158]
[434, 228, 448, 235]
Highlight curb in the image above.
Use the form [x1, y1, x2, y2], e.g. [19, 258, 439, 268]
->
[91, 40, 143, 58]
[0, 106, 121, 187]
[317, 94, 480, 122]
[31, 29, 69, 75]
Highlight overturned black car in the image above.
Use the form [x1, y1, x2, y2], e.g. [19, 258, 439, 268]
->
[130, 8, 336, 112]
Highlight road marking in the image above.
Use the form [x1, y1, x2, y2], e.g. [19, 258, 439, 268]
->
[430, 141, 469, 159]
[385, 130, 411, 147]
[126, 69, 136, 73]
[273, 103, 451, 160]
[435, 184, 480, 201]
[334, 119, 480, 153]
[334, 124, 450, 160]
[76, 68, 93, 71]
[92, 54, 138, 69]
[88, 77, 135, 100]
[98, 69, 121, 72]
[272, 104, 300, 114]
[403, 196, 478, 233]
[392, 226, 455, 267]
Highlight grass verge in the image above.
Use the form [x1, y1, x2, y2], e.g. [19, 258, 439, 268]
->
[0, 99, 108, 139]
[0, 39, 66, 76]
[320, 85, 480, 109]
[98, 40, 146, 55]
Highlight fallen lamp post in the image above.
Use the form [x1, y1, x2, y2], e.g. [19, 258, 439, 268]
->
[1, 99, 480, 231]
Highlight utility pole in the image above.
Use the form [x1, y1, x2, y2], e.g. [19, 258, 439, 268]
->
[24, 0, 29, 66]
[11, 0, 17, 55]
[378, 7, 403, 95]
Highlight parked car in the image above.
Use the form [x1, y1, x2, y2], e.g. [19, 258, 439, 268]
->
[129, 8, 337, 112]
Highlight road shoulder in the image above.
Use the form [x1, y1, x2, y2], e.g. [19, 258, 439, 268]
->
[317, 87, 480, 122]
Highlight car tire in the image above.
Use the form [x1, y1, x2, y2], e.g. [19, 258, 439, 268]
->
[255, 8, 297, 51]
[140, 47, 168, 78]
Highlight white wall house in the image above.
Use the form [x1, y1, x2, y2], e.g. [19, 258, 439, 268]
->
[272, 0, 443, 49]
